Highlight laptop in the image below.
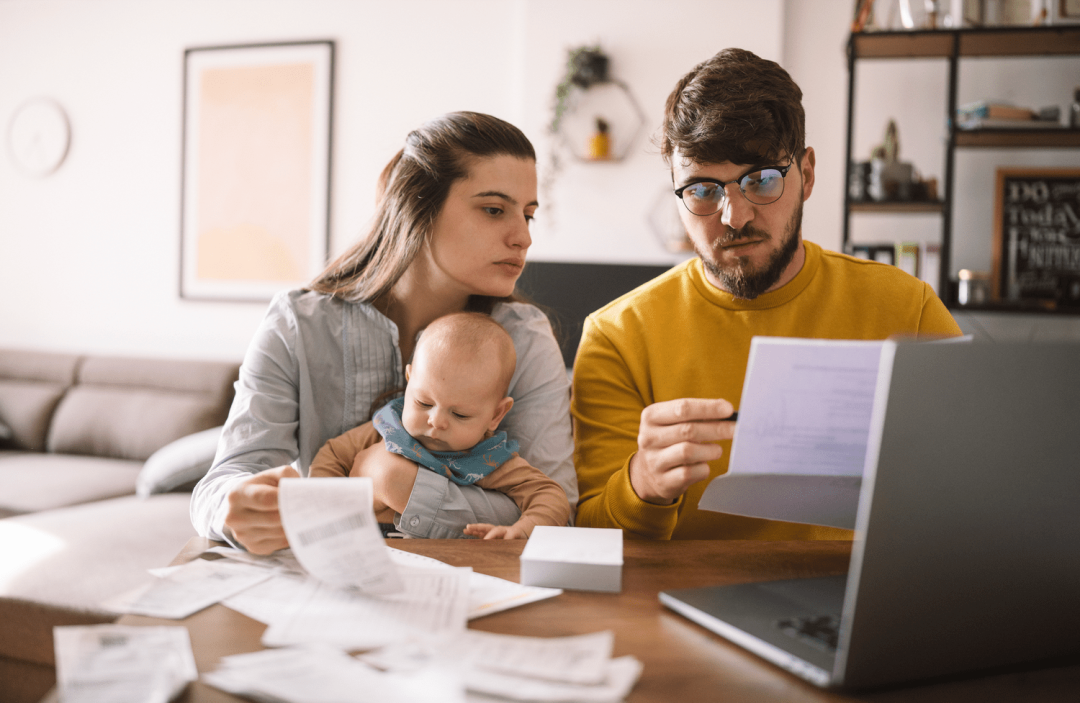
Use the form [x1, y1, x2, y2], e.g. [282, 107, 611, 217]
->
[660, 340, 1080, 690]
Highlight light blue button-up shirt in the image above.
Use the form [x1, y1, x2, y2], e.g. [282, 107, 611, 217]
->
[190, 289, 576, 542]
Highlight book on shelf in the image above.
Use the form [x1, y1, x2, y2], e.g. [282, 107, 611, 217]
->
[957, 101, 1034, 121]
[957, 116, 1064, 130]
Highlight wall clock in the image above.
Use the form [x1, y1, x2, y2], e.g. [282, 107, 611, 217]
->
[7, 98, 71, 176]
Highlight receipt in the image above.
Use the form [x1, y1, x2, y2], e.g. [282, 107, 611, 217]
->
[279, 477, 403, 595]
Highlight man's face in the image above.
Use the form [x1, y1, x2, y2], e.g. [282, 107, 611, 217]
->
[672, 147, 815, 299]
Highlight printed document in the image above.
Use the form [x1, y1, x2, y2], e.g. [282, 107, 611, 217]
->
[261, 564, 471, 650]
[278, 476, 403, 595]
[698, 337, 884, 528]
[53, 625, 197, 703]
[727, 337, 885, 478]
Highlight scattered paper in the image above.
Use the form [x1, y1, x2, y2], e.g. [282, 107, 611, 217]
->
[54, 625, 197, 703]
[465, 655, 642, 703]
[467, 570, 562, 619]
[204, 645, 464, 703]
[385, 547, 563, 619]
[279, 477, 403, 595]
[261, 564, 471, 650]
[204, 545, 305, 574]
[360, 631, 639, 703]
[221, 570, 312, 625]
[463, 630, 615, 685]
[111, 558, 274, 619]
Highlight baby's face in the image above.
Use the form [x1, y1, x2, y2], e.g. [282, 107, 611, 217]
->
[401, 351, 507, 452]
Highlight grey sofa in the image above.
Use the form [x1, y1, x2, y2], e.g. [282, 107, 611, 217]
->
[0, 348, 240, 703]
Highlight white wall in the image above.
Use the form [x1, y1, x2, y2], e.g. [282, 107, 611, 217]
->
[0, 0, 781, 361]
[2, 0, 1077, 361]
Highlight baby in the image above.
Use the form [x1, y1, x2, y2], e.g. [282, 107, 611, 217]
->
[309, 311, 570, 539]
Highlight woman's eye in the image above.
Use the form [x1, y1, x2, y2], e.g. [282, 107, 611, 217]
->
[483, 206, 503, 216]
[525, 213, 535, 223]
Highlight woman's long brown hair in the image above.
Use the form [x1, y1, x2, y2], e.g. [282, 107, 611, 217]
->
[307, 112, 536, 313]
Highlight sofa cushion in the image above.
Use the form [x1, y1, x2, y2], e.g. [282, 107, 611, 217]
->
[0, 349, 80, 385]
[0, 381, 70, 452]
[0, 493, 197, 665]
[0, 350, 80, 453]
[136, 425, 222, 497]
[0, 452, 142, 517]
[46, 356, 239, 462]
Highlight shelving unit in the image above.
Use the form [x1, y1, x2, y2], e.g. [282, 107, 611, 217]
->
[842, 25, 1080, 313]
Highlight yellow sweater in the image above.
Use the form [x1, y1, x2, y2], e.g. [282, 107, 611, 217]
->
[571, 241, 962, 540]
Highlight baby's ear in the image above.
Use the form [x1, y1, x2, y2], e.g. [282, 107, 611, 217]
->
[488, 396, 514, 432]
[405, 364, 412, 382]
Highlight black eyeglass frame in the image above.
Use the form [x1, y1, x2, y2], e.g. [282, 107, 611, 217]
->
[673, 159, 795, 217]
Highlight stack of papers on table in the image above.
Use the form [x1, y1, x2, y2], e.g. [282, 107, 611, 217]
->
[100, 476, 641, 700]
[205, 630, 641, 703]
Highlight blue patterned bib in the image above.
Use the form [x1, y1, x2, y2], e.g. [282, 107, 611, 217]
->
[372, 397, 518, 485]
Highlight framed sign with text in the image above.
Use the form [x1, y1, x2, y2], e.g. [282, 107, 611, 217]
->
[992, 167, 1080, 309]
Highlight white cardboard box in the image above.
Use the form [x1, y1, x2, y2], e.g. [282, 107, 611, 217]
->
[519, 526, 623, 592]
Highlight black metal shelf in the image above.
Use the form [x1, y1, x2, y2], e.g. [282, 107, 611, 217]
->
[842, 25, 1080, 314]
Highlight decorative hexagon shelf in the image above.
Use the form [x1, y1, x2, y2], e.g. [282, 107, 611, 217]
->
[557, 79, 646, 163]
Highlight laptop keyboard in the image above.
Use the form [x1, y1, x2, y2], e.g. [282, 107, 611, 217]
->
[775, 614, 840, 653]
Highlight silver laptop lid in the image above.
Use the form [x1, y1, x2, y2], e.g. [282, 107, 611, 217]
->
[837, 340, 1080, 688]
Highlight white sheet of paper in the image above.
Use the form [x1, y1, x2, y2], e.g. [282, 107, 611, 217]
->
[360, 631, 639, 702]
[205, 545, 305, 575]
[54, 625, 197, 703]
[278, 477, 403, 595]
[466, 570, 563, 619]
[464, 655, 643, 703]
[261, 565, 471, 650]
[384, 547, 563, 619]
[115, 558, 273, 619]
[220, 571, 312, 625]
[203, 645, 464, 703]
[727, 337, 885, 478]
[460, 630, 614, 685]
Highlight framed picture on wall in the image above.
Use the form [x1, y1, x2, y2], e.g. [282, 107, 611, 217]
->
[992, 167, 1080, 309]
[180, 40, 334, 301]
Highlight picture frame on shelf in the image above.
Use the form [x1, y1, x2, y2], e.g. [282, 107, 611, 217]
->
[992, 167, 1080, 309]
[850, 242, 897, 266]
[1049, 0, 1080, 23]
[180, 40, 334, 302]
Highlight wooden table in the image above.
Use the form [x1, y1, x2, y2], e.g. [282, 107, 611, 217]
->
[111, 538, 1078, 703]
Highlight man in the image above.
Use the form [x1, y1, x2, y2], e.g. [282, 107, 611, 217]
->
[571, 48, 960, 540]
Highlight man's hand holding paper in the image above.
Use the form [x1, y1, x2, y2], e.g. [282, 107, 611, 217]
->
[629, 398, 737, 505]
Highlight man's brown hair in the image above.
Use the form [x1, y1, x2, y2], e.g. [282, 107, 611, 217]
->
[661, 48, 805, 167]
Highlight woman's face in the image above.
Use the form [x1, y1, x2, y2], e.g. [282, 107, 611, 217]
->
[423, 155, 537, 300]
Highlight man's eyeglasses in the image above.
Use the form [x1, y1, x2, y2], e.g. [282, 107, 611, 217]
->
[673, 161, 793, 217]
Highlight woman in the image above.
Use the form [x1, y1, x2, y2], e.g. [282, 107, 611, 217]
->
[190, 112, 576, 554]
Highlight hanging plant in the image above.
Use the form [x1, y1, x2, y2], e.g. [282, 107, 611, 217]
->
[541, 45, 611, 231]
[550, 46, 610, 134]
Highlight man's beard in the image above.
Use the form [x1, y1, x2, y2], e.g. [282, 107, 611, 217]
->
[696, 199, 803, 300]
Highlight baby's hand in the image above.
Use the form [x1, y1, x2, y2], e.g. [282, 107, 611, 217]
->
[464, 523, 529, 540]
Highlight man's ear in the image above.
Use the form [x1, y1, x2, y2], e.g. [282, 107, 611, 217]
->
[405, 364, 411, 382]
[800, 146, 816, 201]
[488, 396, 514, 432]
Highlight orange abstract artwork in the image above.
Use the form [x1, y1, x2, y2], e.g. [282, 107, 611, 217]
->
[181, 41, 332, 301]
